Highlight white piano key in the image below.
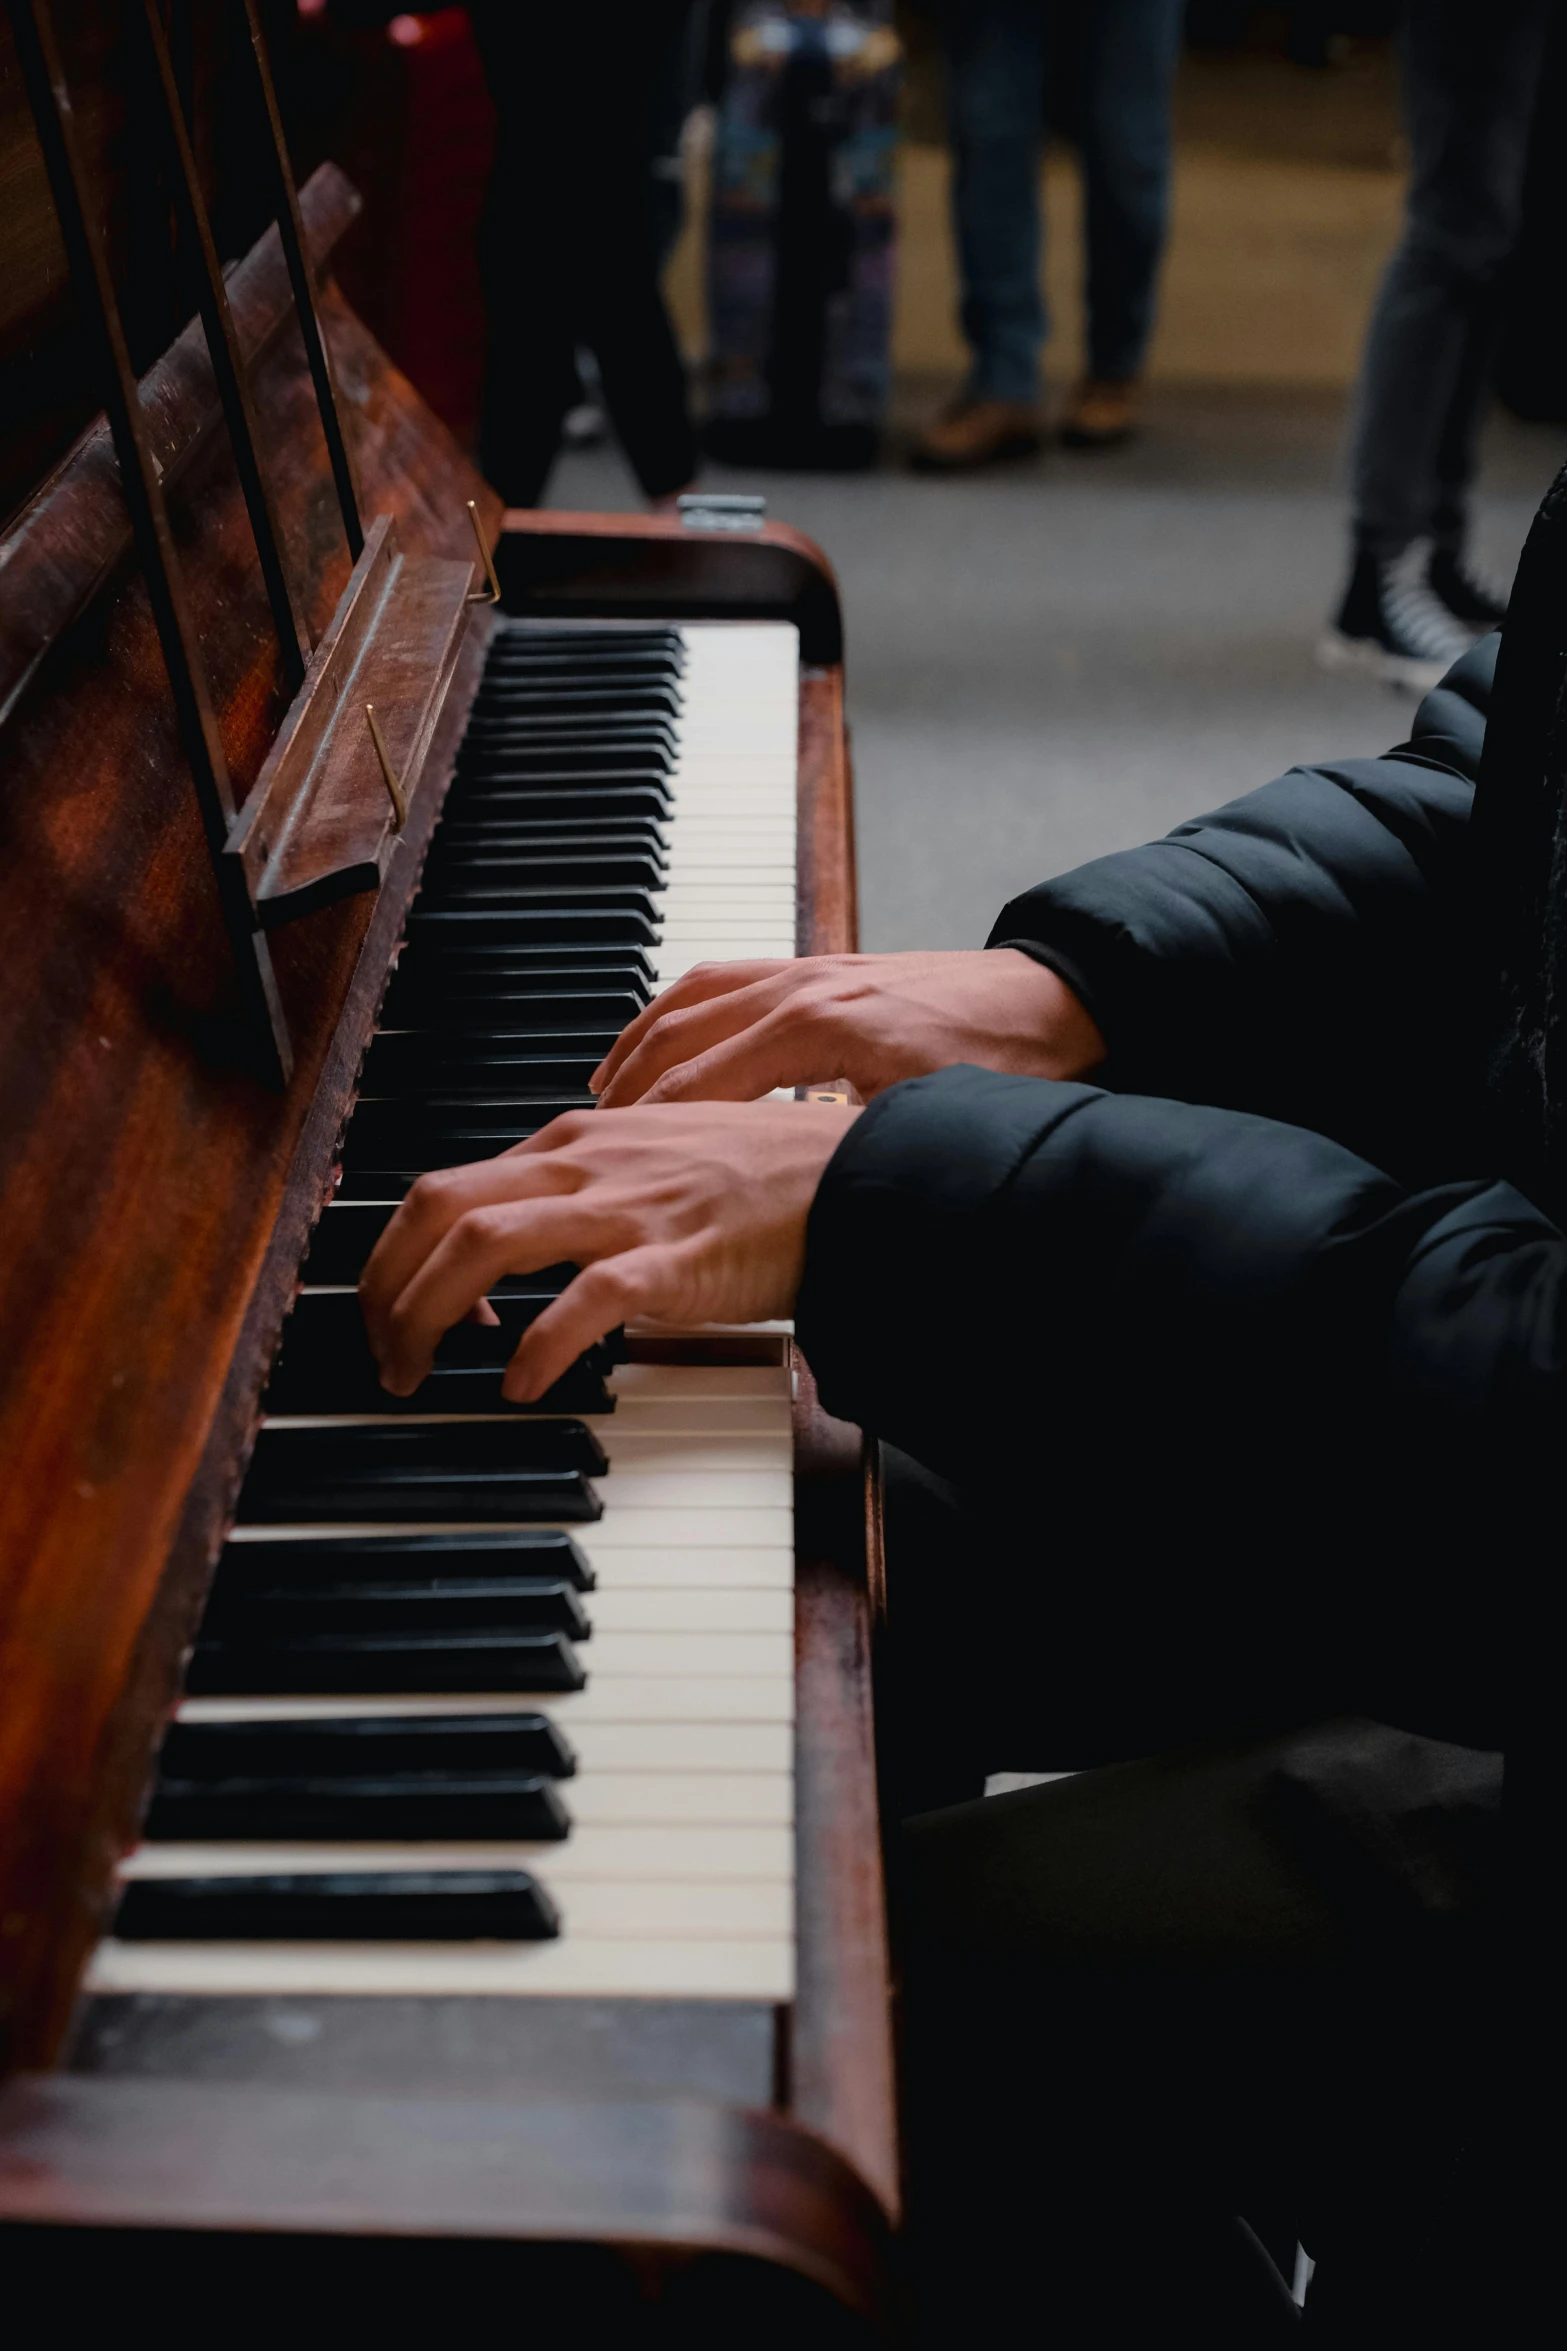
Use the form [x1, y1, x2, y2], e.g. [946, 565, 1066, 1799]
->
[583, 1630, 792, 1677]
[548, 1880, 793, 1937]
[602, 1437, 794, 1471]
[559, 1770, 792, 1824]
[587, 1473, 792, 1510]
[576, 1548, 795, 1590]
[609, 1365, 791, 1398]
[587, 1588, 792, 1634]
[224, 1509, 794, 1547]
[599, 1400, 795, 1434]
[180, 1676, 794, 1727]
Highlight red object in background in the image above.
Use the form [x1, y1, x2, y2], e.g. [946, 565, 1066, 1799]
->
[310, 8, 496, 447]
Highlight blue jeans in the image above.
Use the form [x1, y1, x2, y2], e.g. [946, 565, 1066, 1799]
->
[1350, 0, 1551, 559]
[938, 0, 1184, 402]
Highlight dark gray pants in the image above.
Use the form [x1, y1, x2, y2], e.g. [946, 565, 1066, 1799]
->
[1349, 0, 1551, 560]
[881, 1448, 1505, 2343]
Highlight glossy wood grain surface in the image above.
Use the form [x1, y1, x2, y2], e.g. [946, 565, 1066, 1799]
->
[0, 215, 501, 2069]
[0, 2075, 896, 2330]
[0, 163, 363, 732]
[496, 507, 846, 665]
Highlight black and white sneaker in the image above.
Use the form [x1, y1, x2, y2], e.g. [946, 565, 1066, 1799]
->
[1427, 545, 1509, 632]
[1318, 546, 1476, 692]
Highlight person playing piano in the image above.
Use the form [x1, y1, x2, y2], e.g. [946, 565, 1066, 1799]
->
[360, 475, 1567, 2337]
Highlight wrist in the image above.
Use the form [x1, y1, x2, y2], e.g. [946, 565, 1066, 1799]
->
[991, 946, 1108, 1079]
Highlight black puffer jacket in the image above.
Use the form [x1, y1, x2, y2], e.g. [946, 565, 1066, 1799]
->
[797, 469, 1567, 1752]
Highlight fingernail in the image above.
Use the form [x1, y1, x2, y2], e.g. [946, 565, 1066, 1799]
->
[588, 1064, 606, 1091]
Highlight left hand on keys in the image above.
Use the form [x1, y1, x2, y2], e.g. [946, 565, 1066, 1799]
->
[360, 1099, 860, 1402]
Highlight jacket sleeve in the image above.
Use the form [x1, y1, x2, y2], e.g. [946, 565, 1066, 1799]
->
[989, 640, 1496, 1179]
[798, 1063, 1562, 1742]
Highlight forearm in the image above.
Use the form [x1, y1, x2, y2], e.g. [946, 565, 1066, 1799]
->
[798, 1065, 1558, 1738]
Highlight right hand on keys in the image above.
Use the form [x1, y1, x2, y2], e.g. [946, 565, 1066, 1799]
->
[360, 1098, 859, 1404]
[590, 948, 1106, 1107]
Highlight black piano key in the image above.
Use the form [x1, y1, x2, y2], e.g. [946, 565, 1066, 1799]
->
[340, 1099, 590, 1170]
[378, 993, 647, 1040]
[113, 1870, 561, 1941]
[268, 1363, 615, 1418]
[241, 1420, 607, 1524]
[481, 663, 681, 694]
[445, 784, 674, 822]
[359, 1040, 610, 1096]
[263, 1289, 588, 1410]
[299, 1202, 399, 1284]
[158, 1710, 579, 1781]
[204, 1576, 591, 1642]
[421, 852, 666, 894]
[409, 884, 661, 923]
[462, 669, 680, 692]
[396, 942, 656, 981]
[144, 1773, 572, 1844]
[237, 1472, 600, 1526]
[488, 633, 681, 655]
[466, 685, 681, 722]
[458, 719, 677, 757]
[385, 957, 652, 1000]
[405, 906, 659, 948]
[434, 820, 668, 852]
[212, 1531, 596, 1595]
[249, 1418, 610, 1479]
[449, 752, 673, 785]
[185, 1627, 586, 1694]
[264, 1312, 616, 1416]
[371, 1025, 624, 1059]
[486, 634, 683, 666]
[490, 621, 684, 652]
[303, 1202, 609, 1285]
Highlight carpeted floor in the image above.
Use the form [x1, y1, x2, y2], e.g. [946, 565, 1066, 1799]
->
[546, 387, 1562, 952]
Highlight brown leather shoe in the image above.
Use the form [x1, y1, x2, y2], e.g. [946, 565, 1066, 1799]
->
[909, 398, 1043, 472]
[1059, 378, 1140, 449]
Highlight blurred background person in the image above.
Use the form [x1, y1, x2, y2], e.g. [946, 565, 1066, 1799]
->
[912, 0, 1186, 471]
[468, 0, 701, 509]
[1320, 0, 1553, 687]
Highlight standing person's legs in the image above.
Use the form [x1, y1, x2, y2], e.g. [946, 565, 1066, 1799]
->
[470, 8, 577, 507]
[1328, 0, 1550, 676]
[574, 0, 700, 506]
[1062, 0, 1184, 446]
[912, 0, 1046, 469]
[1351, 0, 1548, 560]
[470, 3, 697, 508]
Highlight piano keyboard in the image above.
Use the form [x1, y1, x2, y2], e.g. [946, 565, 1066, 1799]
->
[87, 619, 802, 2004]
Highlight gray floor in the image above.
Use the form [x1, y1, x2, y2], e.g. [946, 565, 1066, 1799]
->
[547, 383, 1564, 952]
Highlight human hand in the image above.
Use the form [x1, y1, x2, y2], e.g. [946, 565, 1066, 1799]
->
[360, 1099, 859, 1402]
[590, 949, 1105, 1108]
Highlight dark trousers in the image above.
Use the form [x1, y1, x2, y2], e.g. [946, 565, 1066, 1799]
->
[468, 2, 698, 506]
[1349, 0, 1551, 559]
[937, 0, 1185, 398]
[880, 1449, 1504, 2343]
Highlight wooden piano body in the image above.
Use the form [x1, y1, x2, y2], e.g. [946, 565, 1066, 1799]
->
[0, 12, 896, 2328]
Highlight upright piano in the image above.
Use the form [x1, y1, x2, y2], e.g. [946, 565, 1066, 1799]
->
[0, 6, 896, 2330]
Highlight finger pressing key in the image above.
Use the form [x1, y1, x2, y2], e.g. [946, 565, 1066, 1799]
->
[590, 958, 794, 1093]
